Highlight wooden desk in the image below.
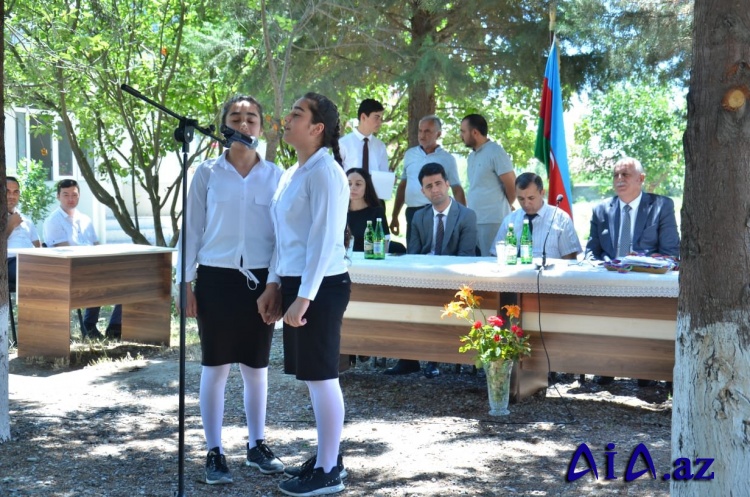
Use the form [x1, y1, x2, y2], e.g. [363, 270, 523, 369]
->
[343, 254, 678, 400]
[16, 244, 175, 358]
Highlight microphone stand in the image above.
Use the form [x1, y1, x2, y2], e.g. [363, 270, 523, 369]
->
[120, 83, 224, 497]
[536, 198, 563, 271]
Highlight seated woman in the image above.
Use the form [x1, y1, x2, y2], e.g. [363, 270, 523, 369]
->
[346, 168, 390, 252]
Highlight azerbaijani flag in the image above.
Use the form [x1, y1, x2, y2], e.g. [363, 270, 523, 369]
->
[534, 38, 574, 220]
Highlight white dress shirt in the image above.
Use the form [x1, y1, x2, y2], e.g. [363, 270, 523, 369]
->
[271, 147, 349, 300]
[8, 210, 39, 256]
[491, 202, 581, 258]
[339, 128, 389, 172]
[44, 207, 98, 247]
[177, 151, 283, 284]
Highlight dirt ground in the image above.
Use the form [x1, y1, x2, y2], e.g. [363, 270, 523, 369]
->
[1, 327, 674, 497]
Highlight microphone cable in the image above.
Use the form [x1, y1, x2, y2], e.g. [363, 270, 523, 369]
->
[535, 248, 577, 423]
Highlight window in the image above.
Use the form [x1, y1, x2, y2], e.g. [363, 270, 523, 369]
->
[15, 109, 77, 180]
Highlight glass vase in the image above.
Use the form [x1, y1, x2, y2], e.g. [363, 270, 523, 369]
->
[483, 359, 513, 416]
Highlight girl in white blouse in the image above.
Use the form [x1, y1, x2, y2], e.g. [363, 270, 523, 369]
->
[272, 93, 350, 496]
[178, 96, 285, 484]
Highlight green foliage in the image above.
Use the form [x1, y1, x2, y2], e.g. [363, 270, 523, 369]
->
[15, 159, 56, 224]
[4, 0, 231, 246]
[572, 79, 686, 195]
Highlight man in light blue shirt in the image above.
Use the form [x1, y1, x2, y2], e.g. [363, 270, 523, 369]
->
[461, 114, 516, 256]
[491, 173, 581, 260]
[390, 115, 466, 246]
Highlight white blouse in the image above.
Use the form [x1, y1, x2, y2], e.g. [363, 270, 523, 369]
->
[271, 147, 349, 300]
[178, 151, 282, 284]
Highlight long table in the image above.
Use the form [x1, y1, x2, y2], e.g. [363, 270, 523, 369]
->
[15, 244, 175, 358]
[343, 253, 678, 400]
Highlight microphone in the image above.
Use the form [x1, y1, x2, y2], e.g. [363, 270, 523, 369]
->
[537, 194, 564, 270]
[220, 124, 259, 150]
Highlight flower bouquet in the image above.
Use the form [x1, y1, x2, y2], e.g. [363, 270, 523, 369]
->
[442, 285, 531, 415]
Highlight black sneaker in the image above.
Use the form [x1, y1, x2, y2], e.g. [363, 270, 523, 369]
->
[284, 454, 347, 479]
[278, 466, 344, 496]
[245, 440, 284, 474]
[205, 447, 233, 485]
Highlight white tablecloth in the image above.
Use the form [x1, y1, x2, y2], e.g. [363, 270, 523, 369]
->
[347, 253, 678, 298]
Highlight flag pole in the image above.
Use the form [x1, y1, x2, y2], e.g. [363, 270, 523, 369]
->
[549, 1, 557, 44]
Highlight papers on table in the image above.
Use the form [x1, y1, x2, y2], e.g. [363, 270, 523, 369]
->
[370, 171, 396, 200]
[619, 255, 674, 268]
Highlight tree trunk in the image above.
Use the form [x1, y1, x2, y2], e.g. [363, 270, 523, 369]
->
[0, 0, 11, 444]
[673, 2, 750, 495]
[406, 6, 438, 148]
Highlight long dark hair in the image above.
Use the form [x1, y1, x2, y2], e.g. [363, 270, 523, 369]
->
[346, 168, 380, 209]
[303, 92, 343, 166]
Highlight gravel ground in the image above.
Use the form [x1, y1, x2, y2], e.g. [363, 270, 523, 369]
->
[1, 328, 673, 497]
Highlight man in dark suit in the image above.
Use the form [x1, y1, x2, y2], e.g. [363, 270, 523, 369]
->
[384, 162, 478, 378]
[586, 156, 679, 387]
[586, 157, 679, 260]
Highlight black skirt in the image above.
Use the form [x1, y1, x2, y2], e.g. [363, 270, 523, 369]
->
[194, 265, 274, 367]
[281, 273, 351, 381]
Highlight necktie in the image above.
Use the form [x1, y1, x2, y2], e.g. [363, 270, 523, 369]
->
[526, 213, 538, 236]
[618, 205, 632, 258]
[362, 137, 369, 173]
[434, 213, 445, 255]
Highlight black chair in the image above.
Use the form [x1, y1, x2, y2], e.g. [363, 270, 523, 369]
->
[9, 282, 17, 346]
[388, 240, 407, 254]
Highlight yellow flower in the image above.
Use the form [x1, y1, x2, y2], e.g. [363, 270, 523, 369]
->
[503, 304, 521, 319]
[441, 301, 465, 318]
[455, 285, 474, 301]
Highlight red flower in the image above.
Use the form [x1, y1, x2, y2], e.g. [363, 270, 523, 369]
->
[493, 334, 500, 342]
[473, 320, 482, 329]
[487, 315, 504, 327]
[512, 324, 523, 337]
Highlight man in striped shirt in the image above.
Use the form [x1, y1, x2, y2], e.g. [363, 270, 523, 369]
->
[490, 172, 581, 260]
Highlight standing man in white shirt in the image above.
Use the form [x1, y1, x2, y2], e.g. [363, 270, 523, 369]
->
[43, 179, 120, 340]
[491, 173, 581, 260]
[5, 176, 41, 290]
[390, 115, 466, 246]
[339, 98, 390, 175]
[460, 114, 517, 256]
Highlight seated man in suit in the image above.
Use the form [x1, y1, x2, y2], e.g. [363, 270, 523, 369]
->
[384, 162, 478, 378]
[586, 157, 679, 386]
[586, 157, 679, 261]
[490, 172, 581, 260]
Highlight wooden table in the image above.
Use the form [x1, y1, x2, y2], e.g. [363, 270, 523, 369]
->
[15, 244, 175, 358]
[343, 254, 678, 401]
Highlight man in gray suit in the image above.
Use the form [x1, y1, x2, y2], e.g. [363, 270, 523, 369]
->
[407, 163, 478, 256]
[586, 156, 679, 261]
[384, 162, 478, 378]
[586, 156, 679, 386]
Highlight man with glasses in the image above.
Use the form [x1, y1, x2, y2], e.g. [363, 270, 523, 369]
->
[585, 157, 679, 386]
[43, 179, 122, 340]
[586, 157, 679, 261]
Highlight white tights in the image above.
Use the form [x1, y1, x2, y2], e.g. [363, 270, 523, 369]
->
[307, 378, 345, 473]
[200, 363, 268, 452]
